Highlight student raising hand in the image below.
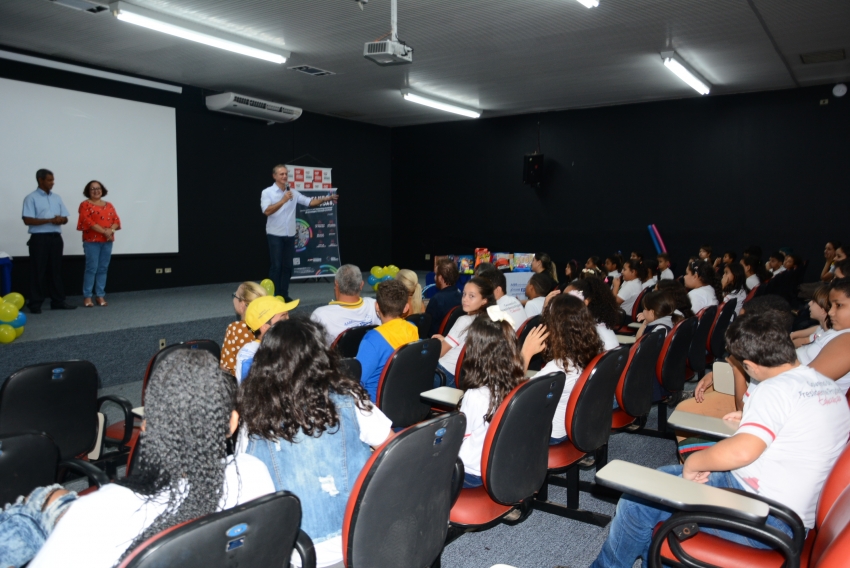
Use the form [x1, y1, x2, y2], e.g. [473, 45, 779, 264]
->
[521, 324, 549, 371]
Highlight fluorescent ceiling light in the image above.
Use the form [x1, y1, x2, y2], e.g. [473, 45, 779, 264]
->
[401, 90, 480, 118]
[109, 2, 289, 64]
[575, 0, 599, 8]
[661, 51, 710, 95]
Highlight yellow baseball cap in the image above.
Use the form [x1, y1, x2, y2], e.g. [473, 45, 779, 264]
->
[245, 295, 300, 332]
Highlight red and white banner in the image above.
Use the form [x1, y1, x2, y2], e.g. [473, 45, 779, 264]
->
[285, 164, 333, 190]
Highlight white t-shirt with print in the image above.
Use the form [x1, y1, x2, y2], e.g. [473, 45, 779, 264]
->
[688, 285, 718, 314]
[496, 294, 528, 330]
[596, 323, 620, 351]
[311, 298, 381, 345]
[458, 386, 492, 477]
[732, 365, 850, 529]
[660, 268, 674, 280]
[30, 454, 275, 568]
[439, 314, 476, 374]
[796, 328, 850, 393]
[524, 296, 545, 319]
[534, 359, 581, 439]
[618, 279, 643, 318]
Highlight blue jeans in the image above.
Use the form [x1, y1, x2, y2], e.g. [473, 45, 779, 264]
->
[82, 241, 113, 298]
[591, 465, 794, 568]
[434, 364, 456, 389]
[0, 484, 78, 567]
[267, 234, 295, 300]
[463, 473, 483, 488]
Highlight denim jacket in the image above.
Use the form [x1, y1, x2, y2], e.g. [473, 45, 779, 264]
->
[245, 393, 372, 544]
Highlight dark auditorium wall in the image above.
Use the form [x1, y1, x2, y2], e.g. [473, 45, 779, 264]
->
[2, 50, 391, 294]
[390, 85, 849, 277]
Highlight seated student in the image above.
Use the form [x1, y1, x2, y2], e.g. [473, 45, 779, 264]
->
[457, 310, 525, 488]
[656, 279, 695, 323]
[721, 261, 748, 314]
[592, 311, 850, 568]
[425, 258, 462, 336]
[355, 279, 419, 402]
[713, 250, 736, 272]
[311, 264, 381, 345]
[657, 253, 674, 280]
[524, 272, 555, 318]
[741, 254, 769, 291]
[820, 240, 844, 283]
[236, 295, 299, 383]
[221, 280, 267, 375]
[641, 258, 659, 290]
[613, 259, 644, 320]
[569, 277, 621, 351]
[432, 277, 496, 388]
[684, 259, 721, 314]
[604, 255, 622, 282]
[7, 350, 275, 568]
[395, 269, 424, 316]
[580, 266, 605, 280]
[532, 252, 559, 286]
[473, 261, 495, 276]
[792, 285, 831, 348]
[478, 268, 527, 330]
[585, 255, 601, 272]
[833, 258, 849, 280]
[238, 317, 392, 568]
[768, 250, 786, 275]
[523, 294, 603, 444]
[630, 250, 644, 262]
[698, 244, 712, 264]
[799, 279, 850, 394]
[634, 290, 675, 339]
[559, 259, 580, 291]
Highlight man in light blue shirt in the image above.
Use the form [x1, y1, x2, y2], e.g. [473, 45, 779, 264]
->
[260, 164, 337, 302]
[21, 169, 75, 313]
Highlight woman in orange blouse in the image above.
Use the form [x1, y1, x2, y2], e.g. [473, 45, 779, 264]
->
[76, 180, 121, 307]
[220, 281, 267, 375]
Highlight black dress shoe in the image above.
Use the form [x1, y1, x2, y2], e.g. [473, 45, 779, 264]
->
[51, 302, 77, 310]
[29, 305, 42, 314]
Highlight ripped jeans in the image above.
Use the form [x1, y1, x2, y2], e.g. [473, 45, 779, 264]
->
[0, 485, 78, 568]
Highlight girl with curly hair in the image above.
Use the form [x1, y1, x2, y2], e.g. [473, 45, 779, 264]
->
[16, 350, 275, 568]
[457, 310, 525, 488]
[238, 316, 392, 568]
[568, 276, 621, 350]
[684, 259, 722, 314]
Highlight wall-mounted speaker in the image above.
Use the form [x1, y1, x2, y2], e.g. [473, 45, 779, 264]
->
[523, 153, 544, 186]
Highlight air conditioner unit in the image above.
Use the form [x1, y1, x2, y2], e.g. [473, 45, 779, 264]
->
[205, 92, 302, 124]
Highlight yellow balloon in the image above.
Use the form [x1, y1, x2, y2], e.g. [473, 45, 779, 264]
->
[0, 303, 18, 323]
[386, 265, 400, 276]
[260, 279, 275, 295]
[15, 326, 24, 337]
[276, 295, 284, 301]
[3, 292, 25, 310]
[370, 266, 383, 278]
[0, 324, 15, 344]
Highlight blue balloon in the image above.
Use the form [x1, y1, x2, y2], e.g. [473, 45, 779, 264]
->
[10, 311, 26, 329]
[367, 275, 379, 286]
[380, 275, 393, 282]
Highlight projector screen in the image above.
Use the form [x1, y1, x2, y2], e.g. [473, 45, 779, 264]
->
[0, 77, 179, 257]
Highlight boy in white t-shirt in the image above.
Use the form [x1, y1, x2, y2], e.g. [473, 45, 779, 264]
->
[768, 251, 787, 275]
[591, 311, 850, 568]
[478, 268, 527, 330]
[657, 253, 674, 280]
[613, 260, 643, 320]
[523, 273, 554, 319]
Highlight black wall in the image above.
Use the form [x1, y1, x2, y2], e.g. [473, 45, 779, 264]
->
[2, 51, 392, 295]
[391, 86, 849, 277]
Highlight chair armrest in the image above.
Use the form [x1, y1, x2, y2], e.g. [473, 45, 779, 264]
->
[421, 387, 464, 407]
[720, 488, 805, 551]
[616, 335, 637, 345]
[450, 458, 465, 507]
[628, 322, 643, 329]
[293, 529, 316, 568]
[97, 394, 136, 445]
[667, 411, 740, 439]
[595, 460, 768, 523]
[434, 367, 447, 387]
[59, 457, 110, 488]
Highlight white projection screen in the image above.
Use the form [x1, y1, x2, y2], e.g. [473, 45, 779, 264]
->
[0, 78, 179, 257]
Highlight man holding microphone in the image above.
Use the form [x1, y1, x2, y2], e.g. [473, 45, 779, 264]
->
[261, 165, 338, 302]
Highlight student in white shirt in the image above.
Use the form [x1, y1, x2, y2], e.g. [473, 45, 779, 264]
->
[457, 309, 525, 488]
[657, 253, 674, 281]
[310, 264, 381, 345]
[613, 260, 644, 320]
[477, 268, 527, 330]
[767, 251, 786, 275]
[634, 290, 675, 339]
[684, 259, 721, 314]
[801, 280, 850, 394]
[524, 272, 554, 318]
[721, 262, 748, 315]
[433, 277, 496, 387]
[640, 258, 659, 290]
[792, 285, 831, 348]
[741, 254, 769, 292]
[15, 350, 276, 568]
[604, 255, 622, 282]
[569, 277, 622, 351]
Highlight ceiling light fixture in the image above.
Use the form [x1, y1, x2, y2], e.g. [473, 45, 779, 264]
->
[109, 2, 290, 64]
[661, 51, 710, 95]
[574, 0, 599, 8]
[401, 90, 480, 118]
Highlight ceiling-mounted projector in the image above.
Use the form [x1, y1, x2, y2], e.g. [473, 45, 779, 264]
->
[364, 0, 412, 65]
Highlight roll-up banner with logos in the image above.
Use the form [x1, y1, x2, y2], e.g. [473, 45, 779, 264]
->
[285, 165, 340, 279]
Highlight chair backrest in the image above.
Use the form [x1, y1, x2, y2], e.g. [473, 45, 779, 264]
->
[743, 284, 760, 305]
[454, 345, 467, 383]
[0, 361, 98, 460]
[375, 339, 441, 428]
[119, 491, 304, 568]
[516, 315, 544, 371]
[656, 318, 698, 392]
[566, 347, 630, 453]
[0, 431, 59, 505]
[688, 305, 718, 375]
[342, 412, 465, 568]
[615, 331, 667, 418]
[332, 326, 378, 359]
[339, 358, 362, 382]
[482, 372, 566, 505]
[816, 445, 850, 529]
[141, 340, 221, 405]
[631, 287, 651, 321]
[708, 301, 737, 358]
[438, 306, 464, 336]
[813, 486, 850, 567]
[405, 312, 432, 340]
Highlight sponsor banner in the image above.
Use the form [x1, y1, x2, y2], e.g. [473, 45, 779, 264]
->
[285, 164, 332, 191]
[291, 189, 341, 279]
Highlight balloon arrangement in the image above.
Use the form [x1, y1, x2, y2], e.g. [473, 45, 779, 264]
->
[367, 265, 400, 291]
[259, 279, 287, 303]
[0, 292, 26, 344]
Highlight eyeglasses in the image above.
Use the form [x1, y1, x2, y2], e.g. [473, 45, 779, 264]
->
[232, 293, 245, 302]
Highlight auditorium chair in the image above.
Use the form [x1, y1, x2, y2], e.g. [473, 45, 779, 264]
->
[743, 284, 760, 305]
[375, 339, 441, 428]
[0, 360, 133, 480]
[343, 412, 465, 568]
[707, 300, 737, 362]
[331, 325, 377, 358]
[610, 331, 667, 434]
[686, 305, 718, 381]
[339, 357, 362, 382]
[596, 443, 850, 568]
[533, 348, 629, 526]
[118, 491, 316, 568]
[0, 431, 108, 505]
[516, 315, 543, 371]
[447, 372, 565, 538]
[405, 312, 433, 339]
[438, 305, 464, 336]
